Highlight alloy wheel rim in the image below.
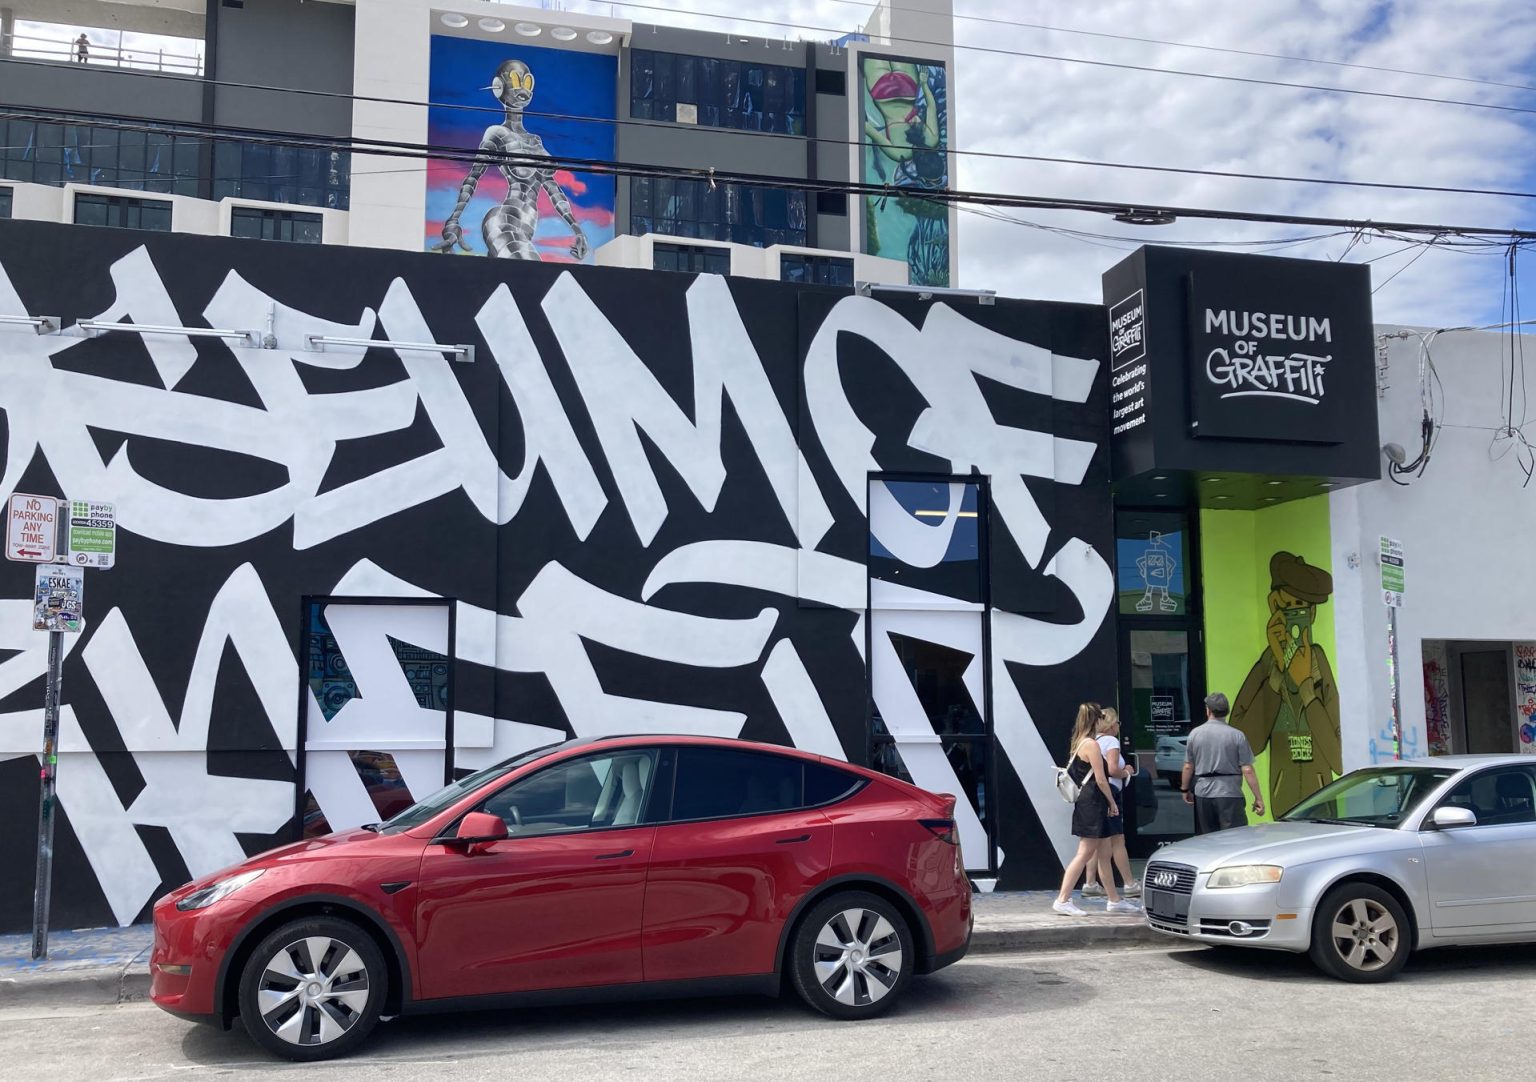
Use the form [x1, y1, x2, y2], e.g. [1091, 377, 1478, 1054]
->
[257, 936, 371, 1045]
[812, 908, 904, 1006]
[1329, 898, 1399, 972]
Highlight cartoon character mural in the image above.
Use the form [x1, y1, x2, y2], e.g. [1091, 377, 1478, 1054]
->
[425, 37, 615, 261]
[1134, 531, 1179, 613]
[1231, 552, 1342, 811]
[860, 55, 950, 287]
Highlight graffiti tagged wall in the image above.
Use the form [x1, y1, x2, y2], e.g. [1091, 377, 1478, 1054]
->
[860, 53, 950, 287]
[0, 220, 1112, 931]
[425, 36, 616, 261]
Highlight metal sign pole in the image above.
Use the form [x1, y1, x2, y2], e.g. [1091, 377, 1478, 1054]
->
[1388, 606, 1402, 761]
[31, 628, 63, 960]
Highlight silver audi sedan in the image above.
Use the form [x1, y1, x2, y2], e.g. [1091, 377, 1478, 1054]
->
[1142, 755, 1536, 981]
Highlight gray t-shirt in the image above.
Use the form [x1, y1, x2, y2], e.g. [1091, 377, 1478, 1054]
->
[1184, 718, 1254, 798]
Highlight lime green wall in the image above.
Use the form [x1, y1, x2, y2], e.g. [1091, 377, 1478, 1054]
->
[1199, 496, 1335, 820]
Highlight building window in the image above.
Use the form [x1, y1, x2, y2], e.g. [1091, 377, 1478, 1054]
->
[815, 190, 847, 217]
[1, 117, 201, 195]
[0, 187, 11, 219]
[211, 141, 350, 211]
[73, 193, 172, 231]
[781, 253, 854, 287]
[653, 242, 731, 275]
[631, 50, 805, 134]
[814, 68, 846, 96]
[230, 206, 324, 243]
[630, 177, 806, 248]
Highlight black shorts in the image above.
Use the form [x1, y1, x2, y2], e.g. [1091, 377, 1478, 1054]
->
[1071, 786, 1111, 838]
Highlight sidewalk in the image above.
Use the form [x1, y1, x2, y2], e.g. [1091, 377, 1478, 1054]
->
[0, 891, 1159, 1009]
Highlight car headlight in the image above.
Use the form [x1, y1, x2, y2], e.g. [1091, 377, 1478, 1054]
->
[175, 869, 265, 911]
[1206, 865, 1283, 889]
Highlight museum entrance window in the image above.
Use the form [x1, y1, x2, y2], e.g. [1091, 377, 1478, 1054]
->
[1115, 511, 1203, 856]
[866, 476, 996, 874]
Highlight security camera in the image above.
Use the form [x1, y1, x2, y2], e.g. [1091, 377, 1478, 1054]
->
[1382, 442, 1406, 465]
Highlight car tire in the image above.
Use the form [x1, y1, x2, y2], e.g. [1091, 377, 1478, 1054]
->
[237, 915, 387, 1061]
[1308, 882, 1411, 983]
[788, 891, 914, 1020]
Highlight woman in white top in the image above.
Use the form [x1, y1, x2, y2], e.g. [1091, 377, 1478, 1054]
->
[1083, 707, 1140, 898]
[1053, 703, 1140, 916]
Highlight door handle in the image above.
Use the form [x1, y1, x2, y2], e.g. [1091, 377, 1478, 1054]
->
[776, 834, 812, 845]
[594, 849, 634, 860]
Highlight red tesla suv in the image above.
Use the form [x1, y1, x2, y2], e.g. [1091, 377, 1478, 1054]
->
[151, 735, 973, 1060]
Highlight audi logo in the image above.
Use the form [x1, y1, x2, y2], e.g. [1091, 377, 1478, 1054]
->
[1151, 871, 1178, 888]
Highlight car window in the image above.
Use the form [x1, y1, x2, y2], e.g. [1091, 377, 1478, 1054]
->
[1281, 766, 1456, 826]
[805, 761, 862, 806]
[1439, 766, 1536, 827]
[481, 750, 657, 836]
[671, 747, 804, 821]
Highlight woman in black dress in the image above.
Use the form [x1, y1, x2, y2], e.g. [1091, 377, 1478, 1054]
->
[1053, 703, 1137, 915]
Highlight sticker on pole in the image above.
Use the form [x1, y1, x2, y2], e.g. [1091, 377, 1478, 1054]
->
[66, 500, 116, 569]
[1380, 535, 1405, 608]
[6, 493, 58, 563]
[33, 563, 84, 633]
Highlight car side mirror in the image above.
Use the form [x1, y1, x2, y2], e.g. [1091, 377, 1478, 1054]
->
[1431, 806, 1477, 830]
[453, 811, 509, 853]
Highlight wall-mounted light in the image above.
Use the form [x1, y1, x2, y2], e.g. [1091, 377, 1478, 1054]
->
[0, 313, 60, 334]
[551, 26, 578, 41]
[77, 320, 253, 343]
[1264, 479, 1284, 486]
[1383, 442, 1407, 466]
[305, 335, 475, 363]
[439, 13, 469, 29]
[514, 22, 542, 37]
[478, 18, 506, 33]
[1212, 495, 1232, 502]
[586, 30, 614, 45]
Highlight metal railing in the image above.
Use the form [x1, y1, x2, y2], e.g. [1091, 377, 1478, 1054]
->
[5, 31, 204, 75]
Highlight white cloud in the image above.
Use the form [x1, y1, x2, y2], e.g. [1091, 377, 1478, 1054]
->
[572, 0, 1536, 325]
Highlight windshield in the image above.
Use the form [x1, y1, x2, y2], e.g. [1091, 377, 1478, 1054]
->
[377, 742, 566, 834]
[1280, 766, 1457, 827]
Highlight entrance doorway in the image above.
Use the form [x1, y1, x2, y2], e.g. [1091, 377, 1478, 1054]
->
[1422, 639, 1534, 756]
[295, 597, 456, 838]
[866, 477, 997, 874]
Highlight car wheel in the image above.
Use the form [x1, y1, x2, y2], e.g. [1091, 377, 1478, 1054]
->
[789, 891, 913, 1020]
[1308, 883, 1410, 983]
[237, 916, 387, 1061]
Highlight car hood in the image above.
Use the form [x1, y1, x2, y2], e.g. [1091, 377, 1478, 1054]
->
[172, 828, 387, 896]
[1149, 820, 1402, 872]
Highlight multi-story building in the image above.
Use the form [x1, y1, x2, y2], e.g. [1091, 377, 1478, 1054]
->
[0, 0, 960, 288]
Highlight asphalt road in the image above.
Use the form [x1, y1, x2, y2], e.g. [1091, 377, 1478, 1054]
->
[4, 942, 1533, 1081]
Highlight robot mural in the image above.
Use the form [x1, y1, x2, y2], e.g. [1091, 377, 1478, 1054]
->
[434, 59, 591, 261]
[1134, 530, 1179, 613]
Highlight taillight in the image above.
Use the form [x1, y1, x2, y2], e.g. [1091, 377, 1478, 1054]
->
[920, 818, 958, 844]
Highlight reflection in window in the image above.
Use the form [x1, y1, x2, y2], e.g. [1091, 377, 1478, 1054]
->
[631, 49, 805, 134]
[213, 139, 350, 210]
[671, 747, 804, 819]
[230, 206, 324, 243]
[484, 751, 657, 835]
[781, 253, 854, 287]
[73, 192, 172, 231]
[1, 116, 202, 195]
[868, 480, 982, 605]
[653, 241, 731, 275]
[630, 176, 806, 248]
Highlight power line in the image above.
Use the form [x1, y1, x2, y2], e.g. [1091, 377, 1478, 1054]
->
[582, 0, 1536, 119]
[8, 103, 1536, 244]
[4, 56, 1535, 205]
[803, 0, 1536, 95]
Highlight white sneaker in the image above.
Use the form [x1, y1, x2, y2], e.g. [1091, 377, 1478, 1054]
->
[1081, 881, 1106, 897]
[1052, 899, 1087, 916]
[1106, 898, 1142, 914]
[1122, 880, 1142, 898]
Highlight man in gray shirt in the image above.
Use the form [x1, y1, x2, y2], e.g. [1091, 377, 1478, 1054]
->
[1181, 692, 1266, 833]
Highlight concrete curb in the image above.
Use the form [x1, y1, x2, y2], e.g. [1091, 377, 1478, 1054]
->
[0, 948, 151, 1009]
[0, 924, 1163, 1009]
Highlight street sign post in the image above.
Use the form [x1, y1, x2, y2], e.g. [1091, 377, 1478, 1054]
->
[1380, 536, 1406, 760]
[66, 501, 115, 569]
[6, 493, 58, 563]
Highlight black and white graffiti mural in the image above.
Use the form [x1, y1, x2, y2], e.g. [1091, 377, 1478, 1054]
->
[0, 220, 1114, 931]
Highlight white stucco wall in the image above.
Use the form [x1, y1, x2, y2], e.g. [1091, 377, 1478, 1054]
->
[1331, 325, 1536, 769]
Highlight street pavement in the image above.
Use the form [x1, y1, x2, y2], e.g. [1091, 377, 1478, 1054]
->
[3, 941, 1532, 1081]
